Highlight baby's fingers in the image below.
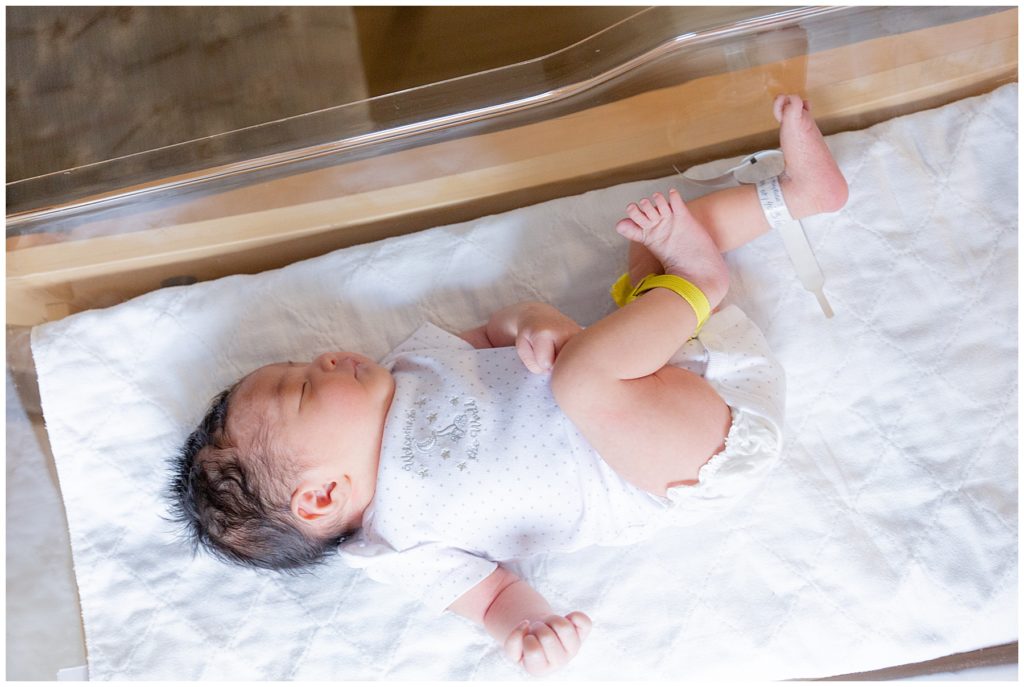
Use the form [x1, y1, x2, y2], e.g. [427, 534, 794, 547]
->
[516, 332, 555, 374]
[547, 614, 582, 657]
[531, 333, 557, 372]
[521, 629, 554, 675]
[531, 620, 567, 660]
[503, 620, 529, 663]
[515, 336, 544, 374]
[567, 611, 592, 640]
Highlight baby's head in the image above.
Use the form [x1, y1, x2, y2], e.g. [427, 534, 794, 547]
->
[169, 352, 395, 571]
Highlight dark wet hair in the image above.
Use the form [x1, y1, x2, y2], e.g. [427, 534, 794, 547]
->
[166, 385, 347, 572]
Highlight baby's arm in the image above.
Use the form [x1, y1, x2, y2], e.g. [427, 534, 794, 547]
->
[449, 566, 591, 676]
[459, 301, 582, 373]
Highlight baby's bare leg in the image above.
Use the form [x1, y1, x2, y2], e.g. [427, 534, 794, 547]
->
[553, 192, 732, 494]
[558, 95, 848, 495]
[626, 94, 847, 267]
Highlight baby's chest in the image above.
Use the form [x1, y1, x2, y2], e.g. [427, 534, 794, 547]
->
[377, 348, 616, 549]
[385, 348, 571, 477]
[378, 419, 589, 511]
[375, 418, 597, 553]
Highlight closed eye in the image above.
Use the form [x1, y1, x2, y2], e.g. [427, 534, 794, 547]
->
[299, 381, 309, 408]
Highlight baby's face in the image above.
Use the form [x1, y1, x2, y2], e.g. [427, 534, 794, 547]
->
[228, 352, 395, 507]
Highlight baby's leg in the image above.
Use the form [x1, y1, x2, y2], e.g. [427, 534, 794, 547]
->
[627, 94, 848, 262]
[553, 95, 847, 495]
[552, 193, 733, 495]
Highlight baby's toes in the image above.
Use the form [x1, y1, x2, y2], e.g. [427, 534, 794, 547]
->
[773, 94, 805, 123]
[615, 217, 645, 242]
[626, 203, 652, 229]
[773, 94, 787, 122]
[785, 95, 811, 123]
[652, 192, 671, 218]
[668, 188, 687, 214]
[637, 197, 661, 223]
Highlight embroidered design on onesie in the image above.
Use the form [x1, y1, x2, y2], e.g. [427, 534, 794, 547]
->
[400, 396, 482, 477]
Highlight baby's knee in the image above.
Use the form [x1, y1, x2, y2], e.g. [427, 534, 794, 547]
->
[550, 349, 602, 417]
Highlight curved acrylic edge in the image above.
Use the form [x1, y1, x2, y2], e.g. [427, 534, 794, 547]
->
[5, 6, 840, 225]
[4, 4, 1000, 229]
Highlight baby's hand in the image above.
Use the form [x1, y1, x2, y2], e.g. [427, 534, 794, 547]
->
[503, 612, 592, 676]
[515, 305, 581, 374]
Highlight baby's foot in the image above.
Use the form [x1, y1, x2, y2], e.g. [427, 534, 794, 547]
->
[615, 189, 729, 307]
[773, 94, 849, 218]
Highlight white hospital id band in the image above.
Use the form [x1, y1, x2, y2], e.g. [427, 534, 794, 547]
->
[675, 152, 834, 318]
[755, 175, 835, 318]
[756, 175, 794, 225]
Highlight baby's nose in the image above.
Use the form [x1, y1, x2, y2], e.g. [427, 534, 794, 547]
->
[315, 353, 338, 371]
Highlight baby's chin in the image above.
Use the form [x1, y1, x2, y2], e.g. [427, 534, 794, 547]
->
[362, 360, 397, 401]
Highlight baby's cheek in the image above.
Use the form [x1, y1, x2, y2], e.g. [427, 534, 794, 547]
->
[371, 368, 397, 402]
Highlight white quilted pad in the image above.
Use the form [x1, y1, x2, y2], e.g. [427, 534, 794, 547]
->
[32, 84, 1017, 680]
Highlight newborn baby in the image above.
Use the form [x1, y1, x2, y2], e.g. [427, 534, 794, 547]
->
[170, 94, 847, 676]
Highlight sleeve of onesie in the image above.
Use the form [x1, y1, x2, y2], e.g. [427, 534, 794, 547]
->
[338, 538, 498, 615]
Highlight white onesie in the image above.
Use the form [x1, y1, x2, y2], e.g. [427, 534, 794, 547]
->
[338, 305, 785, 613]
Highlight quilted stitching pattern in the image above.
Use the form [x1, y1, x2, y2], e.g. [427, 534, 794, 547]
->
[31, 84, 1017, 679]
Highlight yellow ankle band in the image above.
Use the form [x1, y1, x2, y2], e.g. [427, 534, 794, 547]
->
[610, 272, 711, 334]
[610, 272, 635, 308]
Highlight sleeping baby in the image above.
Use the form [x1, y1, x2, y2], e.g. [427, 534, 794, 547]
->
[169, 94, 847, 676]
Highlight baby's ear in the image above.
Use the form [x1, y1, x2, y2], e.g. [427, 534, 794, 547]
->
[290, 479, 348, 523]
